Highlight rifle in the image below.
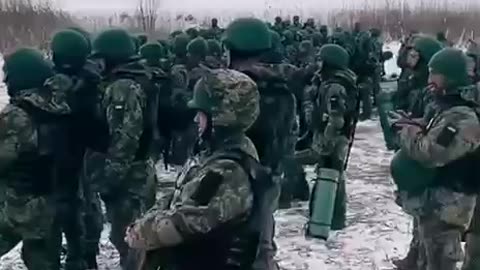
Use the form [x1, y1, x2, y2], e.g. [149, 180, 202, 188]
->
[343, 94, 361, 171]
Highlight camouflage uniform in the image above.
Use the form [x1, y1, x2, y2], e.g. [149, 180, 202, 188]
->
[83, 29, 157, 267]
[0, 48, 71, 270]
[297, 45, 359, 230]
[125, 67, 264, 270]
[393, 49, 480, 270]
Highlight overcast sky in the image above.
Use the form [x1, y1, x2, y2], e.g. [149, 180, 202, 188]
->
[56, 0, 476, 13]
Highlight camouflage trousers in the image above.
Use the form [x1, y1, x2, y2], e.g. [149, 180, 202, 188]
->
[402, 187, 477, 270]
[49, 181, 87, 270]
[358, 76, 374, 120]
[462, 196, 480, 270]
[0, 188, 56, 270]
[252, 172, 281, 270]
[279, 118, 309, 208]
[83, 159, 157, 267]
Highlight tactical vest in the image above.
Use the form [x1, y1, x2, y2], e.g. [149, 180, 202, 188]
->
[392, 99, 480, 195]
[2, 101, 67, 195]
[242, 66, 294, 171]
[313, 70, 359, 138]
[96, 61, 160, 161]
[149, 149, 272, 270]
[433, 99, 480, 194]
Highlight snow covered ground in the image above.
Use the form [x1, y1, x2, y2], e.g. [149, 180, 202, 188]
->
[0, 44, 414, 269]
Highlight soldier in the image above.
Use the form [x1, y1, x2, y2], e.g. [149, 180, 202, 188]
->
[272, 16, 283, 33]
[125, 66, 265, 270]
[350, 23, 377, 120]
[297, 44, 359, 234]
[48, 29, 99, 270]
[63, 26, 106, 270]
[466, 40, 480, 83]
[282, 30, 297, 65]
[261, 31, 310, 207]
[391, 48, 480, 270]
[172, 33, 190, 65]
[296, 40, 315, 68]
[461, 42, 480, 270]
[404, 37, 443, 117]
[82, 28, 157, 268]
[167, 37, 209, 167]
[0, 48, 71, 269]
[436, 31, 452, 47]
[225, 17, 293, 270]
[140, 42, 167, 68]
[370, 28, 384, 102]
[292, 15, 301, 30]
[206, 39, 225, 68]
[319, 25, 329, 46]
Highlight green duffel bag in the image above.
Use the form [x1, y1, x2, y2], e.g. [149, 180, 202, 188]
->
[390, 149, 436, 196]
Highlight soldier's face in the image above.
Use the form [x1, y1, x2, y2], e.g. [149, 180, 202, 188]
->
[407, 49, 420, 69]
[428, 71, 447, 94]
[194, 111, 209, 135]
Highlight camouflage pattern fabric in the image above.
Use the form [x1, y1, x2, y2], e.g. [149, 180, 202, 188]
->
[126, 135, 256, 251]
[396, 100, 480, 270]
[82, 74, 154, 266]
[0, 88, 70, 270]
[297, 68, 358, 230]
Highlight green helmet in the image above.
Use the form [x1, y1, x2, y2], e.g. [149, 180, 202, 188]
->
[320, 25, 328, 33]
[186, 28, 199, 39]
[140, 42, 165, 62]
[173, 33, 190, 57]
[429, 48, 470, 90]
[66, 26, 92, 53]
[51, 29, 90, 70]
[282, 30, 294, 43]
[311, 32, 322, 47]
[299, 40, 313, 52]
[93, 28, 136, 62]
[207, 39, 222, 56]
[187, 37, 208, 58]
[318, 44, 349, 70]
[269, 30, 282, 50]
[3, 48, 54, 94]
[136, 33, 148, 47]
[170, 30, 183, 38]
[390, 150, 435, 195]
[412, 36, 443, 64]
[370, 28, 381, 38]
[188, 68, 260, 131]
[224, 18, 272, 52]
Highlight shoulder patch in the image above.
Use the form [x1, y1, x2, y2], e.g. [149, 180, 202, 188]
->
[191, 170, 224, 206]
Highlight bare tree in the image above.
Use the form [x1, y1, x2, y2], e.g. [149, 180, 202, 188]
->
[136, 0, 160, 34]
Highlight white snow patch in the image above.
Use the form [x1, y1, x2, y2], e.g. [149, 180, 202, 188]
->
[383, 41, 402, 80]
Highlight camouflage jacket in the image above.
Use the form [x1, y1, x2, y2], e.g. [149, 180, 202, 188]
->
[399, 98, 480, 170]
[298, 69, 358, 163]
[127, 134, 257, 251]
[0, 88, 70, 188]
[83, 63, 149, 194]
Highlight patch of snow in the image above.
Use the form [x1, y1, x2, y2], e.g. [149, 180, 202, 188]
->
[383, 41, 402, 80]
[0, 56, 7, 110]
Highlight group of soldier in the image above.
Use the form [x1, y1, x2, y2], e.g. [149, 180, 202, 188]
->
[382, 31, 480, 270]
[0, 12, 459, 270]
